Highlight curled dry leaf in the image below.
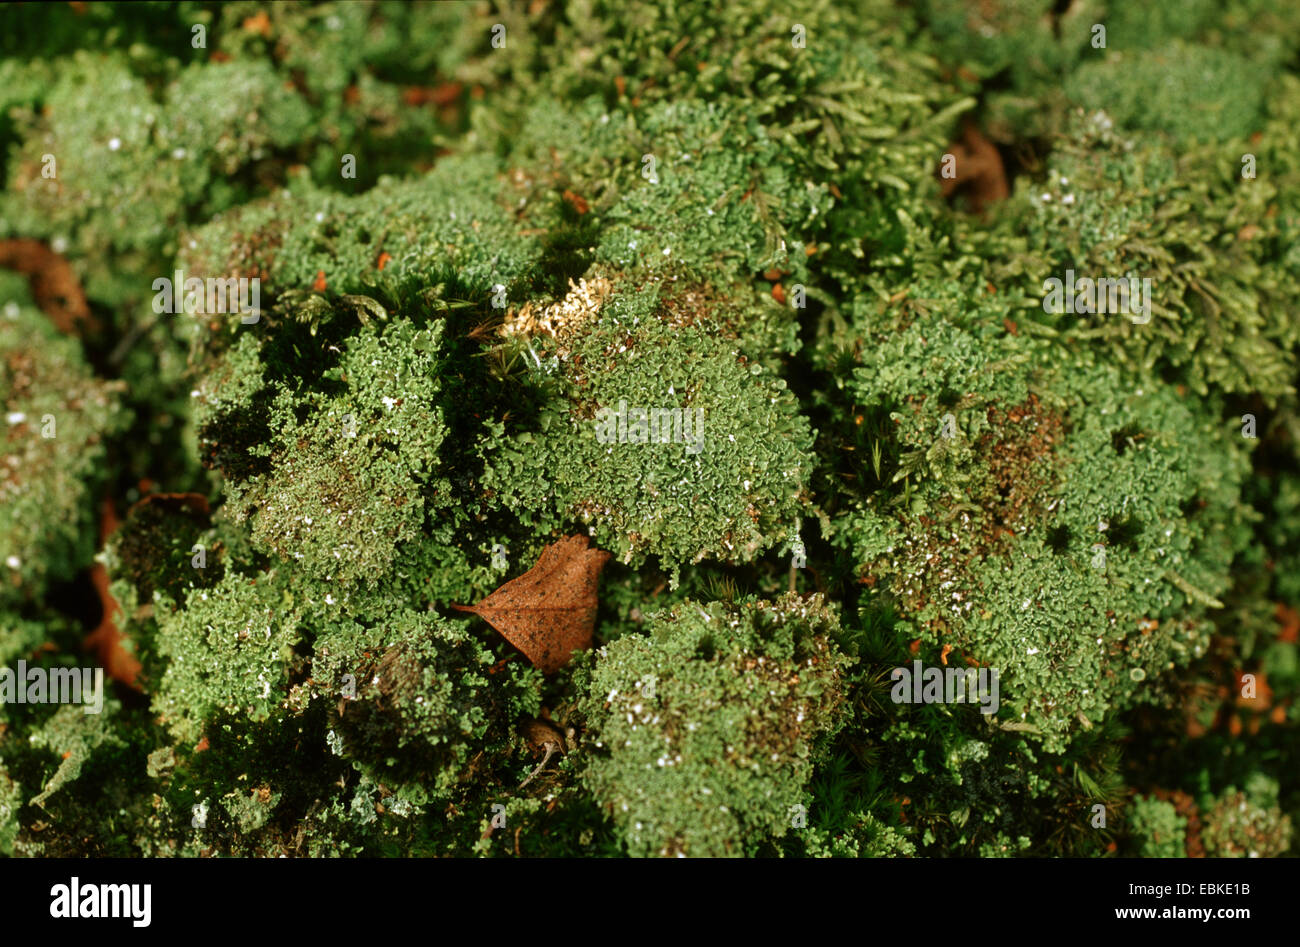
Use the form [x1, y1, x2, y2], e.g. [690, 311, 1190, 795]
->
[453, 535, 611, 673]
[84, 497, 142, 690]
[518, 716, 567, 789]
[938, 121, 1009, 215]
[0, 238, 96, 335]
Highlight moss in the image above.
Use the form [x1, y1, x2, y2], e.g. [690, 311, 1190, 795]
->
[310, 607, 541, 801]
[1201, 774, 1294, 857]
[831, 293, 1250, 750]
[212, 317, 453, 587]
[576, 593, 851, 856]
[1128, 795, 1187, 857]
[1065, 43, 1269, 146]
[0, 279, 129, 606]
[1, 0, 1298, 861]
[979, 107, 1300, 402]
[150, 567, 303, 744]
[484, 304, 815, 575]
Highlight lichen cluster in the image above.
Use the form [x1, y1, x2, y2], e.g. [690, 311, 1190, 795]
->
[0, 0, 1296, 858]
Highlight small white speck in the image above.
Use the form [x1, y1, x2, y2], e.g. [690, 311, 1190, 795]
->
[108, 137, 121, 151]
[6, 412, 26, 425]
[172, 147, 187, 159]
[5, 556, 20, 570]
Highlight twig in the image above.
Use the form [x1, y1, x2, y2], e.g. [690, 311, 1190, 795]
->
[518, 741, 559, 789]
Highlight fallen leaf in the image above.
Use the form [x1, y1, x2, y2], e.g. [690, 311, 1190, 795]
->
[522, 716, 567, 754]
[1234, 669, 1273, 711]
[83, 497, 142, 690]
[128, 491, 210, 518]
[243, 10, 272, 37]
[453, 535, 610, 673]
[1276, 602, 1298, 643]
[402, 82, 463, 107]
[938, 121, 1008, 214]
[561, 189, 589, 215]
[0, 238, 96, 334]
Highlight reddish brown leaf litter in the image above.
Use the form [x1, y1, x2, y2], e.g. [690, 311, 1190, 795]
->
[0, 238, 96, 334]
[561, 189, 589, 215]
[402, 82, 464, 107]
[1276, 602, 1299, 643]
[83, 497, 142, 690]
[127, 490, 210, 518]
[453, 535, 611, 673]
[938, 121, 1009, 215]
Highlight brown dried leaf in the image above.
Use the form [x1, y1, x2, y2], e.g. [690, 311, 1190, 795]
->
[453, 535, 610, 673]
[938, 121, 1008, 215]
[0, 238, 96, 334]
[83, 496, 142, 690]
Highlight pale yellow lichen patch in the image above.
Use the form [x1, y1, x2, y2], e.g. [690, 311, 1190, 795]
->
[502, 276, 612, 343]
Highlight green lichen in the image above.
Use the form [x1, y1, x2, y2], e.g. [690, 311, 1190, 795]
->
[1128, 795, 1187, 857]
[0, 0, 1296, 862]
[576, 593, 851, 856]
